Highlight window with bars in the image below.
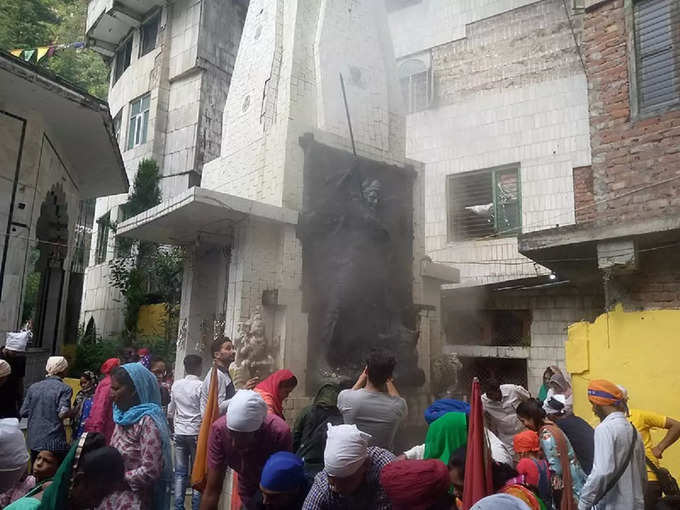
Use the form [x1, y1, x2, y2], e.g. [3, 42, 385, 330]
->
[95, 212, 110, 264]
[127, 93, 150, 150]
[112, 37, 132, 84]
[399, 58, 432, 113]
[447, 166, 521, 241]
[140, 11, 160, 57]
[633, 0, 679, 113]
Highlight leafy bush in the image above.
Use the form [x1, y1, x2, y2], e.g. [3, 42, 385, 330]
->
[73, 338, 123, 377]
[72, 335, 177, 377]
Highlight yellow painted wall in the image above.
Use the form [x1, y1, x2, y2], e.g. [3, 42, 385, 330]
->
[137, 303, 168, 336]
[566, 305, 680, 476]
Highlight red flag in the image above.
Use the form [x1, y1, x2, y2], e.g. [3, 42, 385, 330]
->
[462, 378, 493, 509]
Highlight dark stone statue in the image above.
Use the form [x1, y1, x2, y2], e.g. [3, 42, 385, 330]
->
[299, 134, 424, 388]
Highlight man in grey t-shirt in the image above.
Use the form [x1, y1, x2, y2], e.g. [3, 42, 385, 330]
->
[337, 350, 407, 452]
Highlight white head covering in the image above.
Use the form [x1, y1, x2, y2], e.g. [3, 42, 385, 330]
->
[4, 331, 30, 352]
[227, 389, 268, 433]
[0, 360, 10, 378]
[0, 418, 29, 471]
[544, 393, 567, 415]
[324, 423, 371, 478]
[471, 494, 532, 510]
[46, 356, 68, 376]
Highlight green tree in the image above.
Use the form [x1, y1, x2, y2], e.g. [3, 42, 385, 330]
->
[45, 0, 109, 98]
[122, 159, 163, 218]
[109, 159, 182, 343]
[0, 0, 109, 99]
[0, 0, 56, 50]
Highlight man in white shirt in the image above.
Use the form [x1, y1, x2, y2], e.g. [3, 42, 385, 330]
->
[481, 378, 530, 458]
[337, 350, 407, 452]
[200, 337, 258, 416]
[169, 354, 203, 510]
[578, 379, 646, 510]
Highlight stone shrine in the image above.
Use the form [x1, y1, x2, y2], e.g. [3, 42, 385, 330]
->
[118, 0, 458, 403]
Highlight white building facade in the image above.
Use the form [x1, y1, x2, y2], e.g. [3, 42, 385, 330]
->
[388, 0, 600, 393]
[0, 53, 127, 383]
[81, 0, 246, 336]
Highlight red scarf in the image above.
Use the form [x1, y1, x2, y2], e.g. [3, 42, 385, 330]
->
[254, 369, 296, 418]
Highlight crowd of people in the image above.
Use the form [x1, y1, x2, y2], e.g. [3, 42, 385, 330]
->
[1, 330, 680, 510]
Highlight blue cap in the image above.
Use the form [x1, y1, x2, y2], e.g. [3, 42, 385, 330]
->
[260, 452, 305, 493]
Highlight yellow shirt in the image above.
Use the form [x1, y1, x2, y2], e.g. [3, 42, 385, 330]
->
[629, 408, 668, 482]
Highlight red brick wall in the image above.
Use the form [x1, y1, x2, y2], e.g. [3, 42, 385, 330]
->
[584, 0, 680, 224]
[573, 165, 595, 223]
[610, 251, 680, 310]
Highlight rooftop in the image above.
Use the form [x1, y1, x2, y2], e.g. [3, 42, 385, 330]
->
[0, 52, 128, 198]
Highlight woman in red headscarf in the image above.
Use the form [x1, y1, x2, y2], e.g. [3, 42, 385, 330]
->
[84, 358, 120, 443]
[254, 369, 297, 419]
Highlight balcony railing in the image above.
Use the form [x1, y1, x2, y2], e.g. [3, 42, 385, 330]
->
[86, 0, 163, 56]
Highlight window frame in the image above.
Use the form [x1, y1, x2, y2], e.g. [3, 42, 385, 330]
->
[95, 212, 110, 265]
[446, 164, 522, 242]
[625, 0, 680, 119]
[399, 57, 433, 114]
[112, 109, 122, 143]
[139, 9, 161, 57]
[112, 36, 133, 84]
[126, 93, 151, 151]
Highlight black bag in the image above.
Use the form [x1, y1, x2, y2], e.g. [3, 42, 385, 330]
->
[647, 457, 680, 497]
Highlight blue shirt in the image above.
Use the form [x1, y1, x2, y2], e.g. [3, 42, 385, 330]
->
[20, 376, 72, 451]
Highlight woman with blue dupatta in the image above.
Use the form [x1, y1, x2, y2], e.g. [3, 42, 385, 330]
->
[110, 363, 172, 510]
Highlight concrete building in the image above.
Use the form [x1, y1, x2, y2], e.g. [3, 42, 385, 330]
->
[0, 52, 128, 383]
[117, 0, 456, 442]
[81, 0, 247, 336]
[519, 0, 680, 476]
[520, 0, 680, 310]
[387, 0, 603, 393]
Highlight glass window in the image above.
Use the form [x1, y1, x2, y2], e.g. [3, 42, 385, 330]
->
[95, 212, 110, 264]
[634, 0, 679, 112]
[140, 11, 160, 56]
[398, 58, 432, 113]
[112, 110, 122, 143]
[127, 93, 151, 150]
[447, 167, 522, 241]
[113, 37, 133, 84]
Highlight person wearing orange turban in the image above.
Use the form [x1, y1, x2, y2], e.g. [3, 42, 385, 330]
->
[513, 430, 551, 505]
[586, 380, 625, 409]
[580, 379, 646, 510]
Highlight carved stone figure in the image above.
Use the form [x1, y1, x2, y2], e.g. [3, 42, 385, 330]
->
[177, 318, 188, 352]
[229, 306, 275, 388]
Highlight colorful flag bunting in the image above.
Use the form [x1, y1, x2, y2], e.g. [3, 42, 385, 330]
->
[36, 47, 49, 62]
[8, 42, 86, 63]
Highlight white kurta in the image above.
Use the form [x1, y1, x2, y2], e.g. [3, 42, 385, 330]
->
[482, 384, 530, 456]
[578, 411, 646, 510]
